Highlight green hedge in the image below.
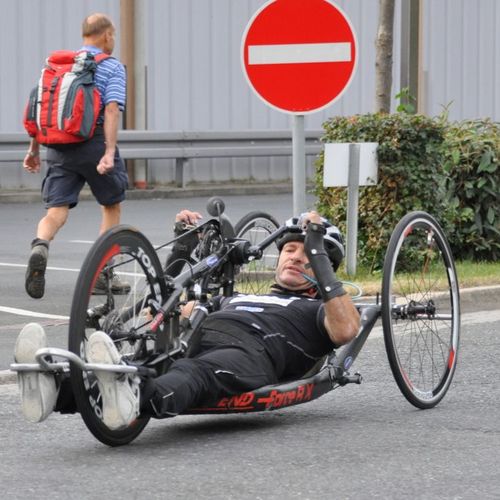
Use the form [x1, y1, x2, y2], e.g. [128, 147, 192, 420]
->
[442, 118, 500, 260]
[313, 113, 499, 270]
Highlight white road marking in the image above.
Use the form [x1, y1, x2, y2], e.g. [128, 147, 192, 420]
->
[0, 262, 150, 282]
[0, 262, 80, 272]
[0, 306, 69, 320]
[248, 42, 352, 65]
[67, 240, 170, 251]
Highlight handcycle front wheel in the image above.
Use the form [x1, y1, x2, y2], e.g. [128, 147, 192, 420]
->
[68, 225, 168, 446]
[234, 211, 280, 295]
[381, 211, 460, 409]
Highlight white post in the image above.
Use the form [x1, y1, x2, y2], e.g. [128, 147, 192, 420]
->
[292, 114, 306, 214]
[346, 143, 360, 276]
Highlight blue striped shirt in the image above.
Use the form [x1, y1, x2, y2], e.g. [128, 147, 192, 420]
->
[79, 45, 126, 118]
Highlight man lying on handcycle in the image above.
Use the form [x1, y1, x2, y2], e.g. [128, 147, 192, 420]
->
[14, 209, 360, 430]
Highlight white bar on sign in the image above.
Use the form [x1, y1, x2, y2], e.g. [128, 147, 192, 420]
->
[248, 42, 351, 65]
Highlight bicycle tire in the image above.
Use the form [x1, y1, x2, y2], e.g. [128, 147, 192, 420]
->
[234, 211, 280, 295]
[381, 212, 460, 409]
[68, 225, 168, 446]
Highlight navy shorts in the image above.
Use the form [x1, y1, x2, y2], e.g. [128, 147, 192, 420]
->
[42, 132, 128, 209]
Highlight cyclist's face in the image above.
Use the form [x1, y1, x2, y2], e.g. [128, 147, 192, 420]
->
[275, 241, 315, 290]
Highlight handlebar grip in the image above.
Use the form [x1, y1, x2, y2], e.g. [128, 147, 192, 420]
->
[246, 245, 263, 259]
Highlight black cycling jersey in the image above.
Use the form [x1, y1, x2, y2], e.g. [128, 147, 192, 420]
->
[202, 292, 334, 379]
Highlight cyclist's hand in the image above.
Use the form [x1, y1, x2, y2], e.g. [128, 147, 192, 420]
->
[175, 209, 202, 226]
[173, 209, 203, 237]
[299, 211, 323, 230]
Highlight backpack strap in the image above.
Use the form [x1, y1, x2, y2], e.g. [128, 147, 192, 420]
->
[94, 53, 112, 64]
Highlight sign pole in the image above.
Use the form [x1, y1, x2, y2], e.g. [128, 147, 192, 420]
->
[292, 114, 306, 215]
[346, 143, 360, 276]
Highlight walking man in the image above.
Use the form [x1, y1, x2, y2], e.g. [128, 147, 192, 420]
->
[23, 13, 129, 299]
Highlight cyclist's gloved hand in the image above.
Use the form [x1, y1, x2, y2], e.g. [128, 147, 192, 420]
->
[304, 222, 346, 302]
[173, 209, 202, 234]
[165, 210, 202, 276]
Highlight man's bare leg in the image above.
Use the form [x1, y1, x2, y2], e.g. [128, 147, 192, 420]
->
[26, 206, 70, 299]
[100, 203, 121, 234]
[93, 202, 130, 295]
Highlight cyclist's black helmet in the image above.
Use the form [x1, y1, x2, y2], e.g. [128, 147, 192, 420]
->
[276, 214, 344, 272]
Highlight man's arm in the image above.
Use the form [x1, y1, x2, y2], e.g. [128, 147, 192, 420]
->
[302, 212, 360, 346]
[322, 294, 360, 346]
[97, 102, 120, 175]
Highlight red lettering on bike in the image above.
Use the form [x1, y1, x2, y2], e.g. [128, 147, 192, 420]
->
[296, 385, 305, 400]
[305, 383, 313, 400]
[217, 391, 255, 409]
[257, 383, 315, 409]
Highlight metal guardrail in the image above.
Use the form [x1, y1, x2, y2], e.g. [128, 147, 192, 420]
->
[0, 130, 324, 187]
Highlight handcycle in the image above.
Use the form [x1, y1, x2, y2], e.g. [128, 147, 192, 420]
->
[11, 198, 460, 447]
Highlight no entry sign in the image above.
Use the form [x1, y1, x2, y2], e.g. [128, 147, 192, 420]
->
[241, 0, 357, 114]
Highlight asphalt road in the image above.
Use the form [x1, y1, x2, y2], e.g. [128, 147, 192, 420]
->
[1, 311, 499, 499]
[1, 193, 500, 498]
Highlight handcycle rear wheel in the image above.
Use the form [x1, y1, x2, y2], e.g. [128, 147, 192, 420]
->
[68, 225, 168, 446]
[234, 211, 280, 294]
[381, 212, 460, 409]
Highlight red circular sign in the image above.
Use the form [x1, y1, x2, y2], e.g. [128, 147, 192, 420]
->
[241, 0, 357, 114]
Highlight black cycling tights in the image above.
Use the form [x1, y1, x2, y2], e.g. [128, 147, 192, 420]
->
[141, 328, 278, 418]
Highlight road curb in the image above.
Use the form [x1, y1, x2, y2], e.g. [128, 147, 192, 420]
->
[0, 183, 296, 204]
[460, 284, 500, 314]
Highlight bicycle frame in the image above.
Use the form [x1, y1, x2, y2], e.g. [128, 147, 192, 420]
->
[11, 216, 380, 410]
[10, 205, 461, 449]
[11, 210, 455, 412]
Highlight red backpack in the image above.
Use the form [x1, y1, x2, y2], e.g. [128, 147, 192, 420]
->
[23, 50, 109, 145]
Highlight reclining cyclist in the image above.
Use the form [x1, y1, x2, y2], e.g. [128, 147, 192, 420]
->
[14, 209, 360, 430]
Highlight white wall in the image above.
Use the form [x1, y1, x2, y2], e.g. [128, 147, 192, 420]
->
[1, 0, 498, 188]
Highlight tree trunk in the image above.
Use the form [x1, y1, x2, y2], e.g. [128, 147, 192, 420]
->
[375, 0, 396, 113]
